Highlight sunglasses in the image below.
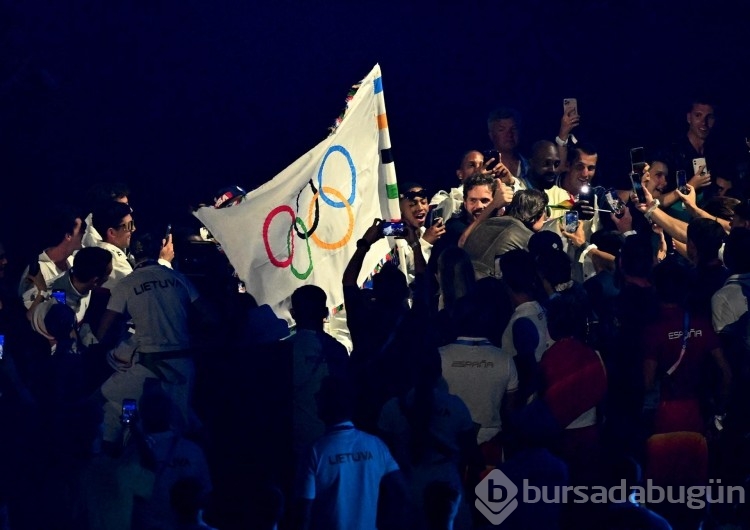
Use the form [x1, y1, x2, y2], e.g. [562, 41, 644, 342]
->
[400, 189, 429, 202]
[117, 220, 136, 232]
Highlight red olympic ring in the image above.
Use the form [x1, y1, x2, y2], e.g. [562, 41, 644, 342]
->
[262, 205, 295, 267]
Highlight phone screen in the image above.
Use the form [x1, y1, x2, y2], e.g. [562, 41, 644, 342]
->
[692, 158, 708, 176]
[0, 334, 4, 360]
[564, 211, 579, 233]
[630, 147, 646, 175]
[631, 173, 646, 203]
[563, 98, 578, 117]
[122, 398, 137, 424]
[51, 290, 66, 305]
[605, 189, 625, 217]
[380, 221, 406, 237]
[676, 170, 689, 193]
[482, 149, 500, 170]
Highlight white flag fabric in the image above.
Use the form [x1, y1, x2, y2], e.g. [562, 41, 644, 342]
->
[194, 64, 399, 321]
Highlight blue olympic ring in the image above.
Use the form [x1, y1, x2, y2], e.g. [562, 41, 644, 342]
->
[317, 145, 356, 208]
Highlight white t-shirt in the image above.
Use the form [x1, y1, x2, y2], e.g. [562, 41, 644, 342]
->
[439, 337, 519, 444]
[298, 422, 399, 530]
[107, 262, 199, 353]
[18, 251, 74, 308]
[96, 241, 133, 290]
[502, 301, 553, 363]
[712, 274, 750, 333]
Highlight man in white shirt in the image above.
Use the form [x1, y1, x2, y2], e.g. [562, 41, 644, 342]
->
[18, 204, 85, 308]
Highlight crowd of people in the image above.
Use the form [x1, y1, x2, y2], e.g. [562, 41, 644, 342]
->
[0, 96, 749, 530]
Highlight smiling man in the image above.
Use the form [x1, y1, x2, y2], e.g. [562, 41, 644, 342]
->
[545, 143, 599, 220]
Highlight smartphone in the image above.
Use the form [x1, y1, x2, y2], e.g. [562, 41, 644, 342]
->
[692, 157, 708, 176]
[121, 398, 137, 424]
[0, 334, 4, 360]
[605, 189, 626, 218]
[676, 170, 689, 194]
[379, 221, 406, 237]
[563, 98, 578, 117]
[482, 149, 500, 170]
[578, 183, 593, 202]
[426, 206, 444, 228]
[630, 147, 646, 175]
[630, 172, 646, 203]
[564, 210, 579, 233]
[164, 223, 172, 241]
[51, 289, 66, 305]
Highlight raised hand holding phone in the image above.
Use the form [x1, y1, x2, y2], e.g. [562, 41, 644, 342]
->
[159, 224, 175, 263]
[560, 98, 580, 139]
[560, 214, 586, 248]
[423, 217, 446, 245]
[688, 160, 711, 189]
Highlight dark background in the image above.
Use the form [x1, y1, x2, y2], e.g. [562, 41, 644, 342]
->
[1, 0, 749, 260]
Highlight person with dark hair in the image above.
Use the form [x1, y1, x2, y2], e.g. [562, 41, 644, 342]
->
[118, 388, 213, 530]
[393, 182, 446, 284]
[499, 249, 552, 404]
[378, 346, 480, 530]
[93, 202, 175, 290]
[439, 290, 519, 467]
[287, 284, 349, 459]
[604, 233, 660, 457]
[712, 228, 750, 334]
[294, 376, 404, 530]
[703, 195, 740, 222]
[539, 293, 607, 486]
[545, 143, 600, 221]
[685, 218, 729, 316]
[18, 204, 86, 308]
[643, 260, 731, 437]
[486, 107, 529, 189]
[82, 182, 130, 248]
[96, 229, 217, 448]
[91, 201, 137, 289]
[428, 174, 505, 281]
[527, 140, 562, 191]
[429, 150, 486, 221]
[435, 246, 475, 313]
[462, 189, 549, 278]
[729, 199, 750, 230]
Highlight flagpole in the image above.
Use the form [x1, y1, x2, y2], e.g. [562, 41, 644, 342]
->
[373, 64, 400, 221]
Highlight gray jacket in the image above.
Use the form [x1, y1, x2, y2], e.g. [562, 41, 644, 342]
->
[463, 216, 532, 279]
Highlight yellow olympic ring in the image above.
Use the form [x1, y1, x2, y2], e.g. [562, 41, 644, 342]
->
[307, 186, 354, 250]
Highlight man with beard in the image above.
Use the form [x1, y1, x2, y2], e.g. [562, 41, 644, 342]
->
[429, 174, 502, 270]
[526, 140, 562, 191]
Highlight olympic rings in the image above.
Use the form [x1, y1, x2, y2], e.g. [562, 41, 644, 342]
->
[262, 205, 295, 267]
[261, 144, 359, 277]
[306, 186, 355, 250]
[317, 145, 356, 208]
[288, 217, 313, 280]
[294, 180, 319, 239]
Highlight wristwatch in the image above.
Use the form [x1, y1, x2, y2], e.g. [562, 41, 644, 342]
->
[644, 198, 661, 220]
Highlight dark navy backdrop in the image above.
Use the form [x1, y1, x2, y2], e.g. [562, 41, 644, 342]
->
[1, 0, 749, 258]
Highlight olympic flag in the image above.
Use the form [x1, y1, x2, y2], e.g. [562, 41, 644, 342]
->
[194, 64, 399, 322]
